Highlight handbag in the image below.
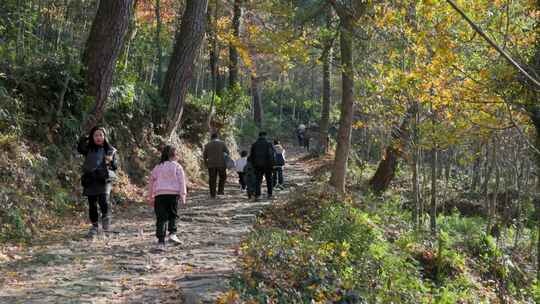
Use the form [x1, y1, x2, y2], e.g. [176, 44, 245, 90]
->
[81, 171, 94, 188]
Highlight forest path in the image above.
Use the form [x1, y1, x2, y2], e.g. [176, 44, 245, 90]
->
[0, 148, 310, 304]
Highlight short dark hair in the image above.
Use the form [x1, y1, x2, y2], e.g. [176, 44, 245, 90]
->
[211, 133, 218, 139]
[240, 150, 248, 157]
[160, 145, 177, 164]
[273, 139, 280, 145]
[258, 131, 267, 137]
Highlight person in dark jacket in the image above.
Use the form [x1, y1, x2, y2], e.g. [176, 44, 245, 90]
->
[203, 133, 230, 198]
[248, 132, 275, 200]
[77, 126, 118, 237]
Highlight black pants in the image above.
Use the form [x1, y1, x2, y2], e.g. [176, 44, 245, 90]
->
[88, 194, 109, 225]
[154, 194, 179, 242]
[273, 167, 284, 186]
[238, 172, 246, 189]
[208, 167, 226, 197]
[255, 168, 273, 197]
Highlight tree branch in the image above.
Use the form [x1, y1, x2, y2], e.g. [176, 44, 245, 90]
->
[445, 0, 540, 89]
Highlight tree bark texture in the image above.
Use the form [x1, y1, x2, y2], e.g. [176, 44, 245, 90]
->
[161, 0, 209, 137]
[330, 17, 354, 193]
[229, 0, 241, 89]
[319, 40, 332, 154]
[251, 74, 263, 128]
[369, 104, 416, 193]
[83, 0, 134, 129]
[154, 0, 163, 87]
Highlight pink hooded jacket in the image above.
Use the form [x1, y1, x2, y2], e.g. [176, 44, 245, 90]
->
[147, 161, 187, 204]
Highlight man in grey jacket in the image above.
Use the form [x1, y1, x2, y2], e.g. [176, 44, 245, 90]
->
[203, 133, 230, 198]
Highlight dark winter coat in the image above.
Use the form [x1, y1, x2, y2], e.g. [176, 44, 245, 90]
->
[248, 136, 275, 170]
[77, 137, 118, 196]
[203, 139, 230, 169]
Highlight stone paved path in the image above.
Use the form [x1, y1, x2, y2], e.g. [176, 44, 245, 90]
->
[0, 150, 308, 304]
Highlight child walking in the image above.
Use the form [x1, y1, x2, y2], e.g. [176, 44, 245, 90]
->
[273, 140, 286, 189]
[147, 145, 187, 251]
[235, 151, 248, 191]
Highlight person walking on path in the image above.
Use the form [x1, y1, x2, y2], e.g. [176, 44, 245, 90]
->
[147, 145, 187, 251]
[272, 140, 286, 190]
[248, 132, 276, 200]
[203, 133, 230, 198]
[235, 150, 248, 191]
[77, 126, 118, 238]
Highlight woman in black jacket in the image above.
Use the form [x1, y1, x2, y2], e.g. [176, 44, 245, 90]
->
[77, 126, 118, 237]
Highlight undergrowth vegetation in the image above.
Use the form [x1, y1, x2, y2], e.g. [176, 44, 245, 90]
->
[219, 180, 538, 303]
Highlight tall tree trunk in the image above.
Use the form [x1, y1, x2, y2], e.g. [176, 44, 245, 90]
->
[430, 145, 438, 233]
[487, 156, 500, 236]
[83, 0, 134, 129]
[429, 101, 438, 233]
[319, 38, 332, 154]
[161, 0, 209, 137]
[207, 0, 220, 131]
[251, 74, 263, 128]
[471, 143, 482, 192]
[411, 102, 421, 228]
[229, 0, 241, 88]
[369, 105, 416, 193]
[122, 0, 139, 67]
[330, 17, 354, 192]
[482, 139, 496, 198]
[154, 0, 163, 87]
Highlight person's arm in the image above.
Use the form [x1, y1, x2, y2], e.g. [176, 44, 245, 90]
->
[177, 164, 187, 205]
[147, 169, 156, 207]
[203, 145, 208, 167]
[223, 143, 230, 156]
[108, 150, 118, 171]
[248, 144, 255, 163]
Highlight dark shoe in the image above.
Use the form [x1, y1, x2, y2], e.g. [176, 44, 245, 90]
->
[101, 217, 111, 232]
[86, 225, 98, 239]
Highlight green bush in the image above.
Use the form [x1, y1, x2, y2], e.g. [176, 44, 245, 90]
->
[231, 202, 429, 303]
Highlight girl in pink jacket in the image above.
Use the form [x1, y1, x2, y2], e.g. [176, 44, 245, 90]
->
[147, 145, 187, 251]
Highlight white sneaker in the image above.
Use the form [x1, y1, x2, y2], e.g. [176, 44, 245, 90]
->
[169, 234, 181, 244]
[155, 242, 166, 252]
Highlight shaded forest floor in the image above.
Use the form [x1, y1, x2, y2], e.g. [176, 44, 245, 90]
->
[0, 149, 310, 303]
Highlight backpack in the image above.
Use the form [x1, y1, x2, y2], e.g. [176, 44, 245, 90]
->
[274, 152, 285, 166]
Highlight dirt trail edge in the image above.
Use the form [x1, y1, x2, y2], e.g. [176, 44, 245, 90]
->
[0, 150, 310, 304]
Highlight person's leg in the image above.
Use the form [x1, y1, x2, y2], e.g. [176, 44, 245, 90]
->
[217, 168, 226, 195]
[154, 195, 168, 243]
[87, 195, 99, 226]
[97, 193, 110, 231]
[255, 169, 263, 197]
[87, 195, 99, 236]
[272, 169, 278, 187]
[167, 195, 178, 236]
[264, 169, 273, 197]
[208, 168, 217, 198]
[278, 167, 284, 186]
[238, 172, 246, 190]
